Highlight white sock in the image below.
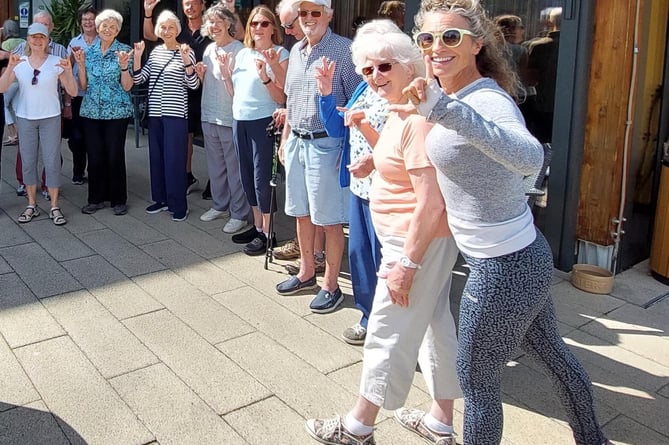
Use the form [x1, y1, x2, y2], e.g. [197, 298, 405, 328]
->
[255, 226, 262, 233]
[344, 413, 373, 436]
[423, 413, 454, 435]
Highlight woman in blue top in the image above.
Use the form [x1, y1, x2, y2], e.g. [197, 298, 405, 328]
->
[222, 5, 288, 255]
[72, 9, 134, 216]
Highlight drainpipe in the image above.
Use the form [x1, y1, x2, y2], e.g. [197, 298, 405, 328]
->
[610, 0, 641, 273]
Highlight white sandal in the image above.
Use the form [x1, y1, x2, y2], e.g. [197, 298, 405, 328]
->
[49, 207, 67, 226]
[18, 205, 40, 223]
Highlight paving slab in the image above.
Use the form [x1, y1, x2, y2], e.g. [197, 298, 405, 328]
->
[88, 211, 168, 246]
[0, 255, 12, 274]
[0, 273, 65, 348]
[110, 364, 246, 445]
[77, 228, 166, 277]
[551, 280, 626, 328]
[579, 303, 669, 368]
[123, 309, 269, 414]
[139, 239, 246, 295]
[42, 290, 159, 378]
[217, 331, 356, 418]
[133, 270, 254, 343]
[0, 243, 82, 298]
[0, 401, 71, 445]
[14, 336, 154, 445]
[0, 336, 40, 411]
[496, 395, 576, 444]
[214, 285, 362, 373]
[611, 264, 669, 306]
[21, 218, 95, 261]
[0, 211, 32, 248]
[61, 255, 163, 319]
[601, 414, 669, 445]
[223, 396, 307, 445]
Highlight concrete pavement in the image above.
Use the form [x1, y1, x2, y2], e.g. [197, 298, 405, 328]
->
[0, 131, 668, 445]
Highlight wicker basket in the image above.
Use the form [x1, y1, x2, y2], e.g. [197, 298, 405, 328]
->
[571, 264, 614, 294]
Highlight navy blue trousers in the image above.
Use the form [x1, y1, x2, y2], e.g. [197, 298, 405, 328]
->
[348, 194, 381, 328]
[148, 117, 188, 215]
[233, 117, 274, 213]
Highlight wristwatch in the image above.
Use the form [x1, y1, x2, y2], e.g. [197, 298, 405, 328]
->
[399, 255, 421, 269]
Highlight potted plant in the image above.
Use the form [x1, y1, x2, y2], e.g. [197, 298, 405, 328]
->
[43, 0, 90, 46]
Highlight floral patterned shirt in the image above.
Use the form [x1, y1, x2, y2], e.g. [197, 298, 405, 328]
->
[79, 39, 134, 120]
[349, 87, 389, 200]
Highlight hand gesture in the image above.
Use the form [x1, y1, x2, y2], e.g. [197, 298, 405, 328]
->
[144, 0, 160, 14]
[336, 106, 367, 128]
[254, 57, 270, 83]
[348, 153, 375, 178]
[134, 41, 145, 57]
[314, 56, 335, 96]
[217, 51, 234, 78]
[7, 53, 23, 69]
[179, 43, 192, 65]
[57, 57, 73, 71]
[71, 47, 85, 65]
[261, 48, 279, 68]
[194, 61, 206, 78]
[389, 54, 434, 114]
[116, 49, 133, 69]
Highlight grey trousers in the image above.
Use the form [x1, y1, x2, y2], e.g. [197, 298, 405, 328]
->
[201, 122, 249, 220]
[16, 115, 62, 188]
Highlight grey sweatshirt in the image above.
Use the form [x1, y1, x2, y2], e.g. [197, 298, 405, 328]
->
[424, 77, 543, 225]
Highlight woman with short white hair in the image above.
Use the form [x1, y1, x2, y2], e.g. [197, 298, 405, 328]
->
[0, 23, 78, 225]
[72, 8, 134, 216]
[132, 10, 200, 222]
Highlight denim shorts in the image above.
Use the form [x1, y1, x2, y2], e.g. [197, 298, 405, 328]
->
[284, 133, 350, 225]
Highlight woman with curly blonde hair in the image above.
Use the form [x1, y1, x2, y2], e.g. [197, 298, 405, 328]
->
[401, 1, 611, 444]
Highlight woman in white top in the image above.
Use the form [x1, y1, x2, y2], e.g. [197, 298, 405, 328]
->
[221, 5, 289, 255]
[0, 23, 77, 225]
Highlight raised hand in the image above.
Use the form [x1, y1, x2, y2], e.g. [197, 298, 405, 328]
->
[217, 51, 234, 78]
[7, 53, 23, 69]
[254, 57, 270, 83]
[314, 56, 335, 96]
[390, 54, 434, 114]
[261, 48, 279, 68]
[116, 49, 133, 69]
[336, 106, 367, 128]
[71, 47, 85, 65]
[144, 0, 160, 14]
[194, 61, 206, 78]
[179, 43, 192, 64]
[57, 57, 73, 71]
[133, 41, 145, 57]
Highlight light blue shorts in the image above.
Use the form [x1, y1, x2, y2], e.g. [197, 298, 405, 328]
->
[284, 133, 350, 226]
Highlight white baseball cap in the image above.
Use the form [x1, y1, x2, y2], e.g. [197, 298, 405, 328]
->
[295, 0, 331, 9]
[27, 23, 49, 37]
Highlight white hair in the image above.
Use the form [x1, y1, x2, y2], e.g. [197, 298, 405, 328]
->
[276, 0, 298, 15]
[154, 10, 181, 37]
[95, 9, 123, 30]
[351, 19, 424, 77]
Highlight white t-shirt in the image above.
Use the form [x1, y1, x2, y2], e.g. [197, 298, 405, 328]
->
[231, 45, 288, 121]
[14, 55, 64, 120]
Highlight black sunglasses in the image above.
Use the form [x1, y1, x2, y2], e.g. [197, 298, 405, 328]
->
[298, 10, 322, 18]
[361, 62, 395, 77]
[251, 20, 271, 28]
[281, 15, 298, 30]
[31, 69, 40, 86]
[414, 28, 476, 49]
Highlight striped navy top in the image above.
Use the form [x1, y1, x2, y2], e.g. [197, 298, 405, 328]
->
[133, 45, 199, 119]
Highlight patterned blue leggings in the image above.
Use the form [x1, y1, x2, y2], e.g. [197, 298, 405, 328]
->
[457, 230, 606, 445]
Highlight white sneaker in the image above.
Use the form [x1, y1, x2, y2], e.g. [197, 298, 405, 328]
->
[223, 218, 249, 234]
[200, 208, 229, 222]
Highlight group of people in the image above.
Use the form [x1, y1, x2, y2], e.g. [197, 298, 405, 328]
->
[0, 0, 612, 444]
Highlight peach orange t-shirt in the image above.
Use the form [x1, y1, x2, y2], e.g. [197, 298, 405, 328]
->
[370, 112, 449, 238]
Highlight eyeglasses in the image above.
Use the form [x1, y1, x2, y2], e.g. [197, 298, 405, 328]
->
[281, 15, 298, 30]
[361, 62, 396, 77]
[298, 10, 322, 18]
[250, 20, 271, 28]
[31, 69, 40, 85]
[414, 28, 476, 49]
